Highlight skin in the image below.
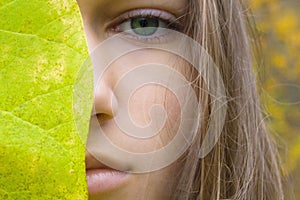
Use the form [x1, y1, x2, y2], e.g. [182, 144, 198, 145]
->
[77, 0, 194, 199]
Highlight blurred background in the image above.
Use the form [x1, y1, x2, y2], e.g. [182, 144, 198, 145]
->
[250, 0, 300, 198]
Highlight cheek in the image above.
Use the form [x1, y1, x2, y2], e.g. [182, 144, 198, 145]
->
[128, 84, 181, 132]
[105, 84, 181, 153]
[101, 49, 193, 154]
[91, 46, 201, 173]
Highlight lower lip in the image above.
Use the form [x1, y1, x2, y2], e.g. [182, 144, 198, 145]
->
[86, 169, 130, 194]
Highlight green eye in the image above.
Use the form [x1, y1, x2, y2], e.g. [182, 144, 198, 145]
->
[130, 17, 159, 36]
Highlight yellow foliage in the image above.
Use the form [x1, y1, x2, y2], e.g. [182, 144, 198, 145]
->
[251, 0, 277, 10]
[275, 13, 297, 37]
[272, 54, 286, 69]
[251, 0, 300, 197]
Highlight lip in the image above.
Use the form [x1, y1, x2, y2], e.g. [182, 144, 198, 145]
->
[86, 168, 130, 194]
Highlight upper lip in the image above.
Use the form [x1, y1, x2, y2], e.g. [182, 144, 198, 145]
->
[85, 150, 114, 171]
[86, 116, 114, 171]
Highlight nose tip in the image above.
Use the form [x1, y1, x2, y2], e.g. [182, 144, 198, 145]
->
[93, 80, 115, 119]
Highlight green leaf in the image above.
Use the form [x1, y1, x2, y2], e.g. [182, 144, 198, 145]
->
[0, 0, 92, 199]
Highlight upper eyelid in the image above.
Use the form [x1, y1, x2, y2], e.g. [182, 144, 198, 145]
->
[106, 8, 180, 31]
[122, 9, 176, 20]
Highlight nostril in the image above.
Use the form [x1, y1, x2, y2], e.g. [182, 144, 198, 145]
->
[96, 113, 113, 124]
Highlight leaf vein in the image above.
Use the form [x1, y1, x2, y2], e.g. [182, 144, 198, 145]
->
[0, 29, 82, 55]
[11, 84, 73, 112]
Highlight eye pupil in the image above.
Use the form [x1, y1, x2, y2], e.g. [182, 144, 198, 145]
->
[131, 17, 159, 36]
[139, 18, 149, 27]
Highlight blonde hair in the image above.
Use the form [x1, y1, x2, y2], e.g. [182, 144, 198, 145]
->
[173, 0, 285, 199]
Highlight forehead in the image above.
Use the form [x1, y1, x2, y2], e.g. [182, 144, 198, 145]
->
[77, 0, 187, 17]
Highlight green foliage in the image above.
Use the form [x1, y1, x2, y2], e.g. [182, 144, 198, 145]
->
[0, 0, 91, 199]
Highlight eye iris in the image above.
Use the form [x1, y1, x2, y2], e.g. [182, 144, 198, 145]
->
[131, 17, 159, 36]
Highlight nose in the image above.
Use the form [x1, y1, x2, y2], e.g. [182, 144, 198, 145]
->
[93, 78, 115, 122]
[85, 75, 116, 168]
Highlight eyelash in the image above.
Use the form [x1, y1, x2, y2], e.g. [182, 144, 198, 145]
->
[107, 9, 182, 43]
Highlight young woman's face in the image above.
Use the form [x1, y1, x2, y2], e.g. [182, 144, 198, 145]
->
[76, 0, 195, 199]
